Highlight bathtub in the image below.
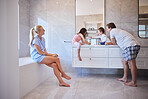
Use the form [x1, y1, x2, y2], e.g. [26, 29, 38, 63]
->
[19, 57, 52, 98]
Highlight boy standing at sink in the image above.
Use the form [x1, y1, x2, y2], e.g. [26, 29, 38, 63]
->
[106, 22, 140, 87]
[89, 27, 110, 45]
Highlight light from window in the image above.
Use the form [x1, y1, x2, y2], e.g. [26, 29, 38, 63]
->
[38, 18, 48, 50]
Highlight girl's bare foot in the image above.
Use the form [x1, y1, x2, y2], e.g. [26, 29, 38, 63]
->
[59, 82, 70, 87]
[117, 78, 128, 82]
[78, 56, 82, 61]
[62, 74, 71, 80]
[124, 81, 137, 87]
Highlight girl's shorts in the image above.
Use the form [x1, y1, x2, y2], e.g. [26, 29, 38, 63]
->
[73, 42, 81, 49]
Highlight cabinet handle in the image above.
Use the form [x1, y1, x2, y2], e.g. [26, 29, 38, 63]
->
[90, 58, 91, 60]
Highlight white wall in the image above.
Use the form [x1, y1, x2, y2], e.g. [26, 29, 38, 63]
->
[76, 0, 104, 15]
[20, 63, 51, 98]
[0, 0, 19, 99]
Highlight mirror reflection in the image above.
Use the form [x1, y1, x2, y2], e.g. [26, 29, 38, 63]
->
[139, 0, 148, 38]
[76, 0, 104, 45]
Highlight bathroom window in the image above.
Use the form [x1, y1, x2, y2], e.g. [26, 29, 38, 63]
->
[138, 0, 148, 38]
[139, 24, 148, 37]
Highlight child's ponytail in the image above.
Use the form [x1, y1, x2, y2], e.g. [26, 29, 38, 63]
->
[79, 28, 87, 38]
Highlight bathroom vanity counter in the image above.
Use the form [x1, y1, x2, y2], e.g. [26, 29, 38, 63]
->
[73, 45, 120, 48]
[72, 45, 148, 69]
[73, 45, 148, 48]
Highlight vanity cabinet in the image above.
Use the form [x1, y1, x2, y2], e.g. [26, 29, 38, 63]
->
[108, 48, 123, 68]
[72, 45, 148, 69]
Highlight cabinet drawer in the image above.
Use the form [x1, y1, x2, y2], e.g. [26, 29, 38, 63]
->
[109, 58, 123, 68]
[91, 48, 108, 57]
[136, 58, 148, 69]
[81, 48, 91, 57]
[90, 58, 108, 68]
[72, 58, 91, 67]
[73, 48, 91, 58]
[109, 48, 122, 57]
[72, 58, 108, 68]
[73, 48, 109, 58]
[137, 48, 148, 58]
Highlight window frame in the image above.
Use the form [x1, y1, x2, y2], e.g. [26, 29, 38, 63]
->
[138, 0, 148, 39]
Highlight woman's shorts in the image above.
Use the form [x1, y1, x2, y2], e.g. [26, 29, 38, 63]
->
[122, 45, 140, 61]
[31, 54, 45, 63]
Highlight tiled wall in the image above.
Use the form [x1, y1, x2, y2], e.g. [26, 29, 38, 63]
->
[20, 0, 148, 74]
[106, 0, 148, 46]
[19, 0, 30, 57]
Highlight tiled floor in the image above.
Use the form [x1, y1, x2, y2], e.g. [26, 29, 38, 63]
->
[22, 73, 148, 99]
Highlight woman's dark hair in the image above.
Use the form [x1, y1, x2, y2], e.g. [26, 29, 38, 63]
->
[98, 27, 105, 34]
[79, 28, 87, 38]
[106, 22, 116, 29]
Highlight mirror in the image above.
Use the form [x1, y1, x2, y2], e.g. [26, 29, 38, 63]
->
[76, 0, 105, 39]
[139, 0, 148, 38]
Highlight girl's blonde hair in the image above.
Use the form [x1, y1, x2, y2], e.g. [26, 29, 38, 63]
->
[29, 25, 42, 47]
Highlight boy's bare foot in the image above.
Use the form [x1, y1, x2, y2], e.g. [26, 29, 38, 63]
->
[62, 74, 71, 80]
[117, 78, 128, 82]
[59, 82, 70, 87]
[124, 81, 137, 87]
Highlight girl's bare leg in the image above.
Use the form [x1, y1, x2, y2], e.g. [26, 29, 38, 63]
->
[78, 49, 82, 61]
[117, 58, 128, 82]
[46, 63, 70, 87]
[40, 56, 71, 80]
